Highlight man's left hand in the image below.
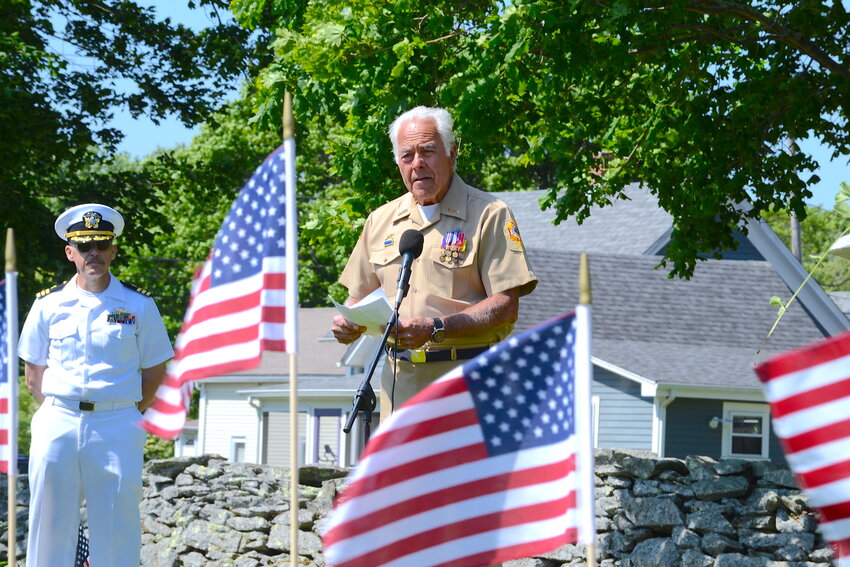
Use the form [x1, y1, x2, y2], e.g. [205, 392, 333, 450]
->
[390, 316, 435, 350]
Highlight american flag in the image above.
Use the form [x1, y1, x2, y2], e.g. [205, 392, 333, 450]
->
[323, 311, 595, 567]
[0, 278, 10, 474]
[74, 524, 90, 567]
[143, 143, 298, 439]
[754, 331, 850, 567]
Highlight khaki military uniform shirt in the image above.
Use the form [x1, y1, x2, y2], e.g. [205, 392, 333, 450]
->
[340, 174, 538, 349]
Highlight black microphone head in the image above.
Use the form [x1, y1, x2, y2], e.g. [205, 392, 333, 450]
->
[399, 229, 424, 259]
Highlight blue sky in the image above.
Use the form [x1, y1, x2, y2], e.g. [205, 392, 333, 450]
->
[111, 1, 221, 159]
[112, 2, 849, 210]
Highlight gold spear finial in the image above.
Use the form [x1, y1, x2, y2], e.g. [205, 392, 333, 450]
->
[5, 228, 15, 272]
[283, 92, 294, 140]
[579, 253, 591, 305]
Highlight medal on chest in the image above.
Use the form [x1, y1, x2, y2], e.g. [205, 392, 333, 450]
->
[440, 230, 466, 264]
[107, 308, 136, 325]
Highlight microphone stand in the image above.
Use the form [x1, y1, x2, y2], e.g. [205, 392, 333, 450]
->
[342, 309, 398, 440]
[343, 229, 420, 442]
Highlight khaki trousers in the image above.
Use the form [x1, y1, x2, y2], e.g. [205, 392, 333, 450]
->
[379, 355, 464, 422]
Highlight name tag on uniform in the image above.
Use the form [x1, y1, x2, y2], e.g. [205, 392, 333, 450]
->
[107, 309, 136, 325]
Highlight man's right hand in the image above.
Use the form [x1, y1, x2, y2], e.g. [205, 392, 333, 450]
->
[331, 314, 367, 344]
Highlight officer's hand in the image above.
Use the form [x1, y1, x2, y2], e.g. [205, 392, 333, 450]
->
[391, 317, 434, 350]
[331, 314, 366, 344]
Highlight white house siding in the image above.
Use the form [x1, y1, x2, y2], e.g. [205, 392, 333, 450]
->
[200, 384, 262, 463]
[593, 369, 654, 451]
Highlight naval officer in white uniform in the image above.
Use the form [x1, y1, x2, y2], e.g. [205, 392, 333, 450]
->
[18, 203, 174, 566]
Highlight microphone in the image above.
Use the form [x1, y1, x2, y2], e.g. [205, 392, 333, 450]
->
[394, 229, 424, 308]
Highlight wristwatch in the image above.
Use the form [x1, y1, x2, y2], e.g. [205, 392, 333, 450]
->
[431, 317, 446, 343]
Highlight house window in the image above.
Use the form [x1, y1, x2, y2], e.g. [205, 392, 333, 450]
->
[231, 436, 247, 463]
[313, 409, 342, 465]
[720, 402, 770, 460]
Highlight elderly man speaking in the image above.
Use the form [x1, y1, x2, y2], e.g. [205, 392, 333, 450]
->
[332, 106, 538, 423]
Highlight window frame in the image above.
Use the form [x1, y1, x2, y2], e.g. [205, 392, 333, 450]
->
[719, 402, 771, 460]
[230, 435, 247, 463]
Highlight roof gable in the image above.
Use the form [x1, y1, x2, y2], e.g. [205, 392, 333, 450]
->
[517, 250, 826, 390]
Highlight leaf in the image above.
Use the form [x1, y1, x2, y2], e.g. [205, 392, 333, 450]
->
[835, 181, 850, 218]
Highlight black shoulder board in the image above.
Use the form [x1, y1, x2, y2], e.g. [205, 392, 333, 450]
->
[35, 281, 68, 299]
[120, 280, 152, 297]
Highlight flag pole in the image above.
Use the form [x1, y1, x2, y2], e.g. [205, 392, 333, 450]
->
[283, 92, 300, 567]
[5, 228, 18, 567]
[576, 253, 596, 567]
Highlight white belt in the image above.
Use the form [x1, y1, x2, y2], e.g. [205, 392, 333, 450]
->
[47, 396, 136, 412]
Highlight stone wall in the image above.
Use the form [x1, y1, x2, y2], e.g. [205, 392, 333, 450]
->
[0, 450, 836, 566]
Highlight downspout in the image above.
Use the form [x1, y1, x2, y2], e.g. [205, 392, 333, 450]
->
[655, 390, 676, 457]
[249, 396, 262, 464]
[197, 385, 207, 457]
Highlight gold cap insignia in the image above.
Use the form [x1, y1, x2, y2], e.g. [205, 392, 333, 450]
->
[83, 211, 102, 229]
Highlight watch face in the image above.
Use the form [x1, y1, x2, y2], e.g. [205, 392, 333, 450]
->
[431, 318, 446, 342]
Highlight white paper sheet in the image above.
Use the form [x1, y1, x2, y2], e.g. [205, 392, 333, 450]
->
[331, 288, 394, 335]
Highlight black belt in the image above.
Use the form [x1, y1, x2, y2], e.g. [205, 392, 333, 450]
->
[385, 344, 490, 363]
[47, 397, 136, 412]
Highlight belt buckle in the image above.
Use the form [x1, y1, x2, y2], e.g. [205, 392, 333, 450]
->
[79, 401, 95, 411]
[410, 349, 427, 363]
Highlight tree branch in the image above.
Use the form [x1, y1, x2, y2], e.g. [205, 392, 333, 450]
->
[685, 0, 850, 81]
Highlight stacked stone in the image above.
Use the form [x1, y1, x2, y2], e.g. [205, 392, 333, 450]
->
[520, 450, 833, 567]
[0, 475, 29, 562]
[0, 450, 839, 566]
[139, 455, 347, 567]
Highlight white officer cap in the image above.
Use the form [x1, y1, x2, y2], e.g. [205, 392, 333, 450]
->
[54, 203, 125, 243]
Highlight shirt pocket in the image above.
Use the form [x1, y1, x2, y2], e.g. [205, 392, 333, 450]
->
[94, 323, 137, 360]
[428, 246, 480, 299]
[368, 247, 402, 293]
[48, 319, 80, 366]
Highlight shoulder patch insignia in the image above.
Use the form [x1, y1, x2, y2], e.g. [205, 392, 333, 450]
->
[504, 219, 525, 251]
[35, 281, 68, 299]
[120, 280, 152, 297]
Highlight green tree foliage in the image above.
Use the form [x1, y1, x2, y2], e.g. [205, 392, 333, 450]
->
[92, 97, 281, 334]
[16, 376, 39, 461]
[92, 94, 345, 330]
[231, 0, 849, 279]
[763, 204, 850, 291]
[1, 0, 254, 305]
[763, 180, 850, 293]
[1, 2, 268, 458]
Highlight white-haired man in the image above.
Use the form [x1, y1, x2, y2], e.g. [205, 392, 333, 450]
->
[331, 106, 538, 422]
[18, 203, 174, 566]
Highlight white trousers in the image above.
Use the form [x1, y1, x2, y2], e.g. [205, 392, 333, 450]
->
[27, 401, 146, 567]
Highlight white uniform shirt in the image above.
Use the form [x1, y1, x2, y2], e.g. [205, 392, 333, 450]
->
[18, 274, 174, 402]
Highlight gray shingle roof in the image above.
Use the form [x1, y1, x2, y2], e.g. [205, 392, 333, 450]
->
[492, 184, 672, 255]
[516, 250, 826, 390]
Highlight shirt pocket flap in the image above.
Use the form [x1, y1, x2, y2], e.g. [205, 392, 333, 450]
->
[48, 319, 78, 340]
[369, 247, 402, 267]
